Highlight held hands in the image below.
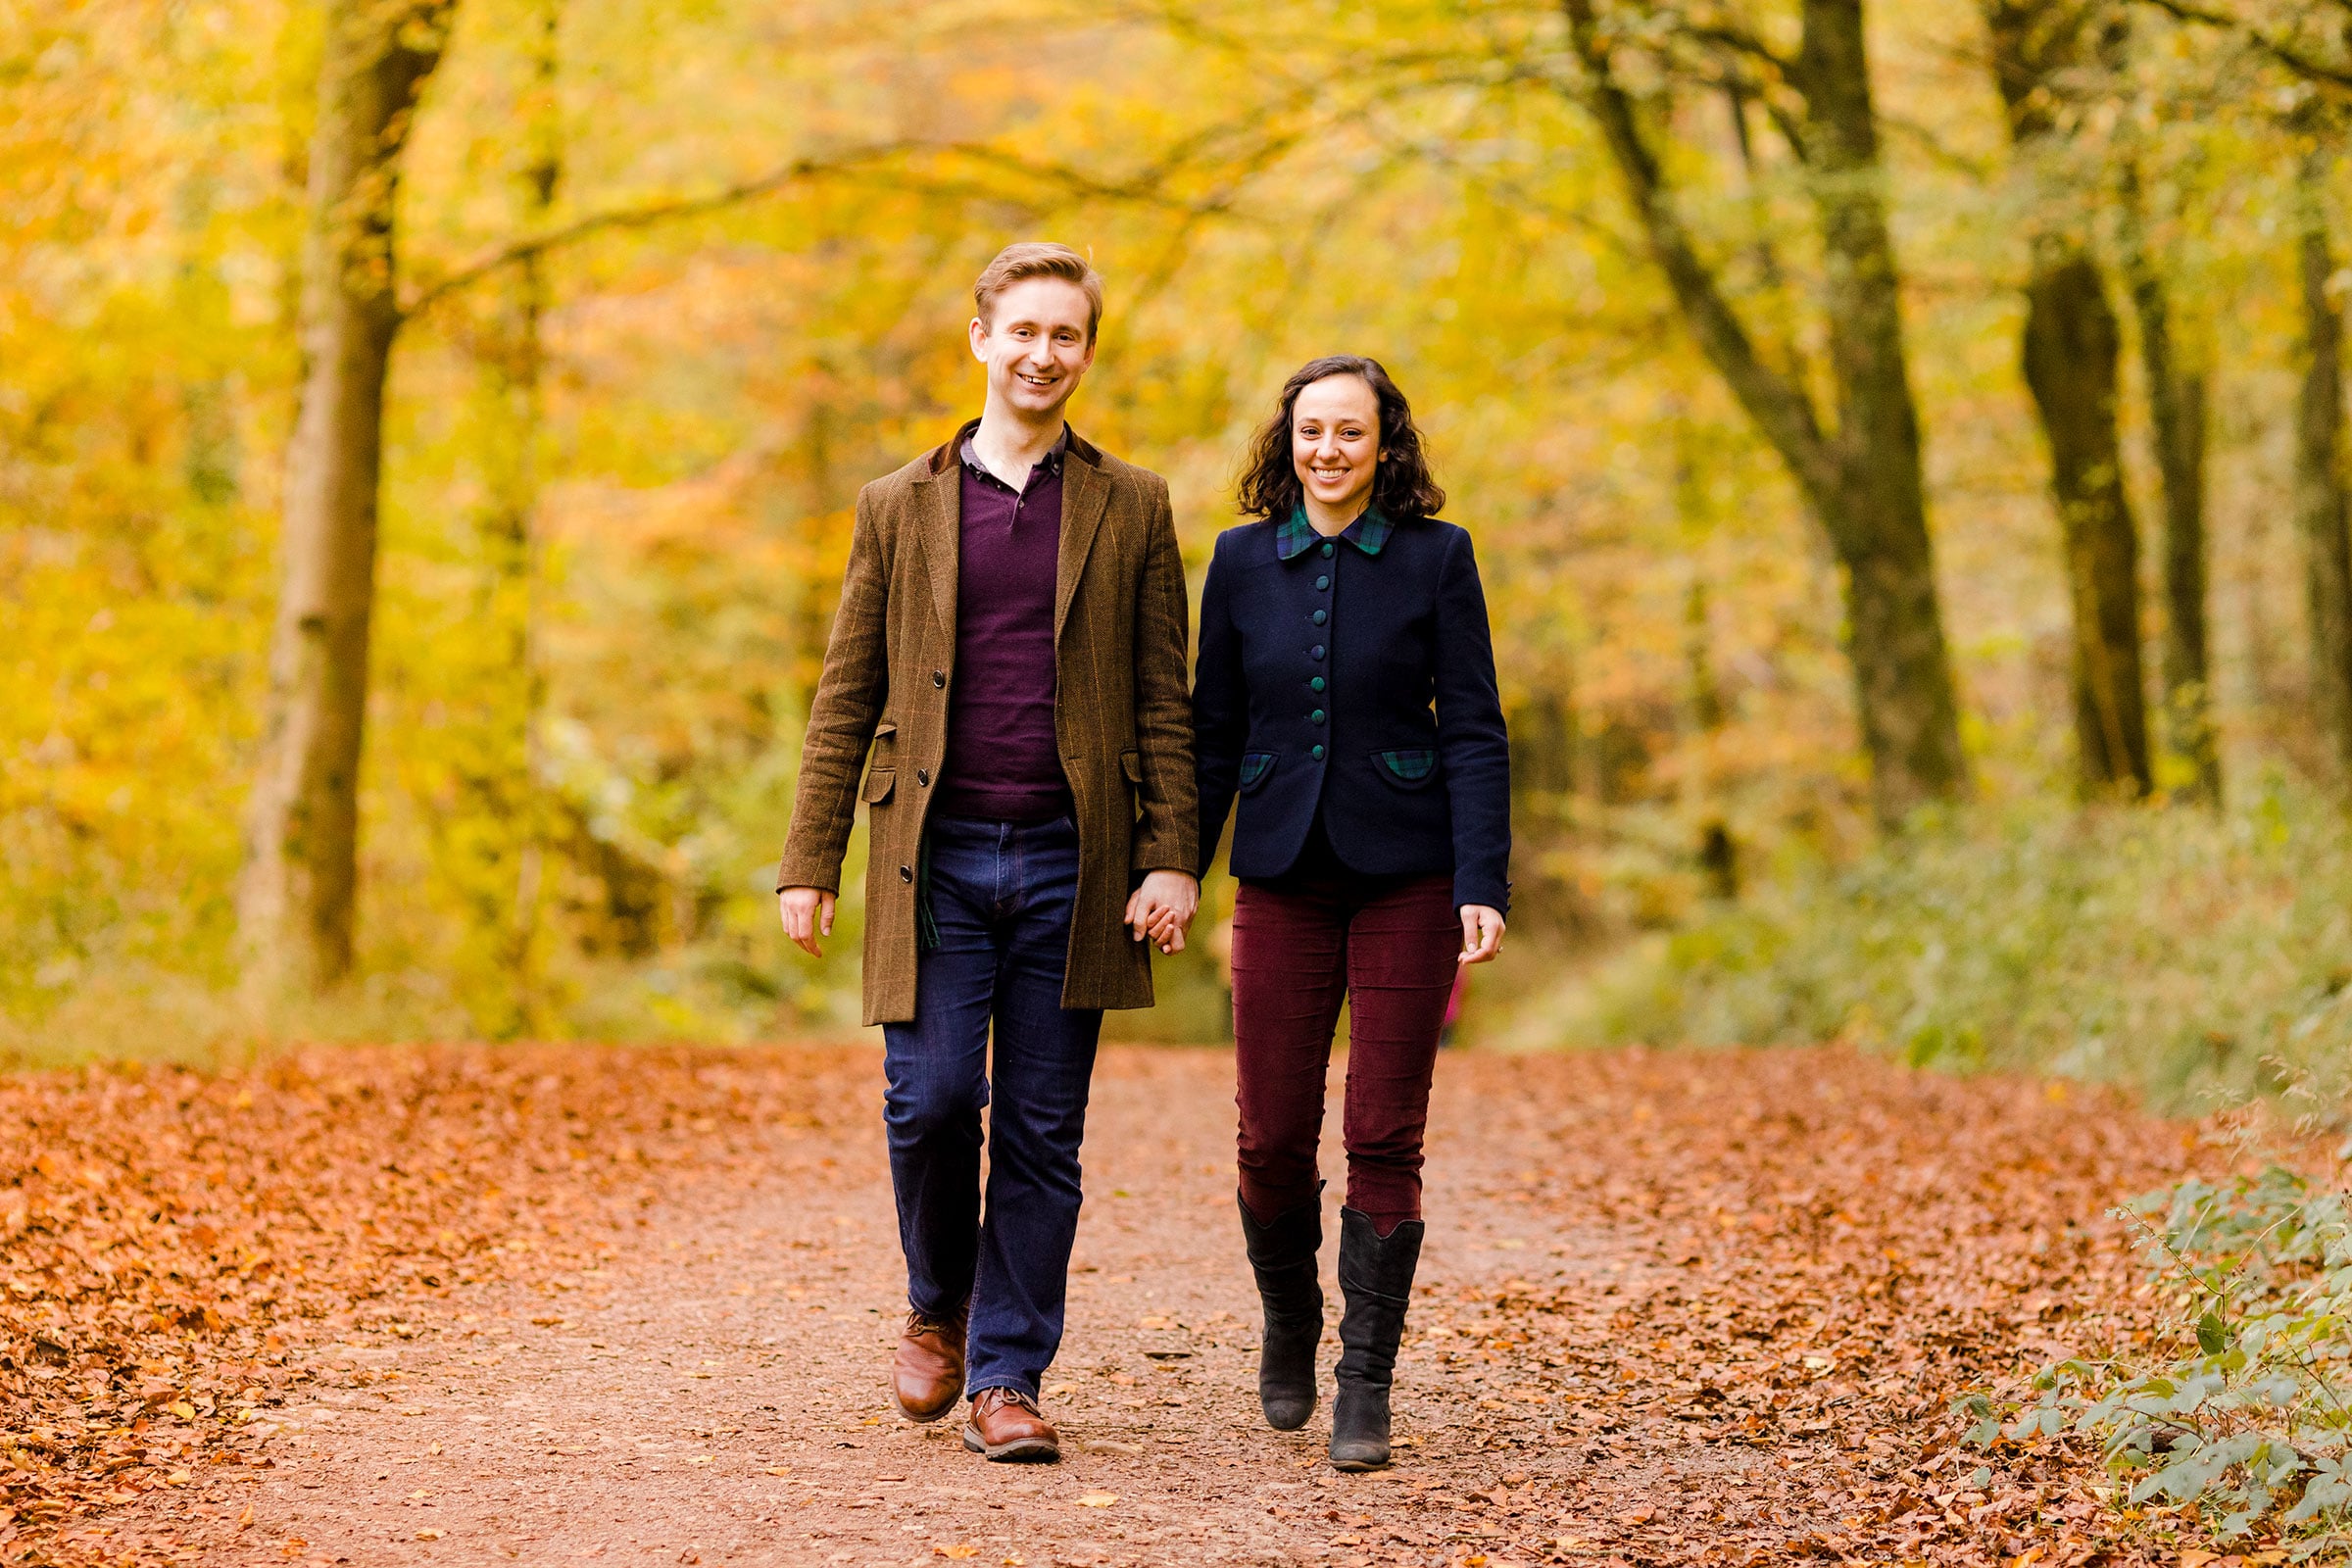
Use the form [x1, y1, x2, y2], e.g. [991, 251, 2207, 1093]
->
[1459, 904, 1505, 964]
[1124, 870, 1200, 955]
[777, 887, 836, 957]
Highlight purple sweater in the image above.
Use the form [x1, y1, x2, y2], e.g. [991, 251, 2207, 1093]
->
[934, 433, 1072, 822]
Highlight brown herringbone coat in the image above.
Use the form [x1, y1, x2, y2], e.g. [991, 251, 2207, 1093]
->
[775, 422, 1198, 1025]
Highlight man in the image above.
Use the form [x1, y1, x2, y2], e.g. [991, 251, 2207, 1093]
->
[775, 243, 1199, 1463]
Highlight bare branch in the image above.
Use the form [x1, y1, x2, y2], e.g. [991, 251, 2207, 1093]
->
[2139, 0, 2352, 91]
[401, 142, 928, 318]
[1559, 0, 1838, 512]
[399, 140, 1251, 319]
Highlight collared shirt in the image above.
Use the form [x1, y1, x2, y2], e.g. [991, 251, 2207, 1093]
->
[1274, 504, 1394, 562]
[933, 427, 1073, 822]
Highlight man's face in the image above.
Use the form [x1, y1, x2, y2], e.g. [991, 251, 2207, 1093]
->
[969, 277, 1097, 419]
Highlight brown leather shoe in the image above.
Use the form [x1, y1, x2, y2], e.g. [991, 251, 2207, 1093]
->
[891, 1308, 967, 1423]
[960, 1386, 1058, 1462]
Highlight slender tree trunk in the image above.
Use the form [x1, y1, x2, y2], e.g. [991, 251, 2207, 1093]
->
[2294, 136, 2352, 779]
[2119, 167, 2220, 803]
[1563, 0, 1968, 827]
[458, 0, 561, 1034]
[1985, 0, 2153, 798]
[2019, 245, 2153, 796]
[1797, 0, 1971, 823]
[238, 0, 454, 993]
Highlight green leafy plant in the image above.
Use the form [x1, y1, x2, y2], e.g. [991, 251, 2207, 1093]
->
[1982, 1166, 2352, 1546]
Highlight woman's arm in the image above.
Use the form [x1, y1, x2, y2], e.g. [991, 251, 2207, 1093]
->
[1431, 527, 1512, 916]
[1191, 535, 1249, 880]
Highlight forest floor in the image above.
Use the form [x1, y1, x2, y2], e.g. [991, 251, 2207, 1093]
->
[0, 1042, 2256, 1567]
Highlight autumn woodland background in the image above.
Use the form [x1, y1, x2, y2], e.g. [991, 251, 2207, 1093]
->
[11, 0, 2352, 1109]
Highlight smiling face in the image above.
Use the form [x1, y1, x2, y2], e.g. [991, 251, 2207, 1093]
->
[969, 276, 1097, 421]
[1290, 373, 1384, 519]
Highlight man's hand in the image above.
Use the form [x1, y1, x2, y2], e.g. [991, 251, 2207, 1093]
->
[778, 886, 836, 958]
[1124, 870, 1200, 955]
[1458, 904, 1505, 964]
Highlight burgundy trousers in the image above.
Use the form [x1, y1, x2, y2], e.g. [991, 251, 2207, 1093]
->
[1230, 871, 1460, 1235]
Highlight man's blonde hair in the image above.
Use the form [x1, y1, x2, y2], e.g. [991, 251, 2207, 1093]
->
[973, 242, 1103, 342]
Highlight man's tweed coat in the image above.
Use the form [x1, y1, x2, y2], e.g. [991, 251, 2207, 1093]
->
[775, 421, 1199, 1026]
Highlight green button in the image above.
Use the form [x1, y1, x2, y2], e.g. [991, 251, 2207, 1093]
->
[1311, 744, 1325, 760]
[1310, 709, 1326, 725]
[1312, 609, 1327, 625]
[1320, 541, 1335, 558]
[1315, 574, 1330, 591]
[1310, 676, 1325, 692]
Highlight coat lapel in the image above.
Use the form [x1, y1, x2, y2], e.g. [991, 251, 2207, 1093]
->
[912, 463, 959, 640]
[1054, 448, 1111, 644]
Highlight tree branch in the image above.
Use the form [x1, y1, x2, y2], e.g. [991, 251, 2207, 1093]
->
[1559, 0, 1839, 513]
[398, 140, 1250, 319]
[2138, 0, 2352, 91]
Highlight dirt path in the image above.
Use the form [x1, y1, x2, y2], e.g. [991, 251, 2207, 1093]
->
[100, 1045, 2218, 1567]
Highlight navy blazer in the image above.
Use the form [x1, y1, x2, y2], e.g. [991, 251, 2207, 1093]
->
[1193, 508, 1511, 912]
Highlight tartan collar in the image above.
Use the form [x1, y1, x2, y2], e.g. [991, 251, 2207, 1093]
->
[1275, 505, 1393, 561]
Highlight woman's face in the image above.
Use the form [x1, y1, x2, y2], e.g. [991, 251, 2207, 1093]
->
[1290, 374, 1383, 516]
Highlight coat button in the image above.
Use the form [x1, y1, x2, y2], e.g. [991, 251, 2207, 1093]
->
[1311, 743, 1326, 760]
[1315, 574, 1330, 591]
[932, 669, 947, 688]
[1311, 609, 1327, 625]
[1320, 541, 1335, 558]
[916, 768, 930, 786]
[1310, 676, 1325, 692]
[1310, 709, 1326, 725]
[1311, 645, 1325, 661]
[900, 864, 913, 882]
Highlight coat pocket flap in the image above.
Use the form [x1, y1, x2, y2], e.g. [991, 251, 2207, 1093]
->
[873, 720, 898, 739]
[1374, 748, 1440, 785]
[861, 766, 897, 805]
[1120, 748, 1144, 784]
[1238, 752, 1276, 791]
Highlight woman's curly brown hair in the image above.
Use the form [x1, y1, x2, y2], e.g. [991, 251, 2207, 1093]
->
[1234, 355, 1446, 521]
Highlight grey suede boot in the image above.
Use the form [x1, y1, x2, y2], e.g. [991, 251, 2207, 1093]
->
[1238, 1191, 1324, 1430]
[1329, 1206, 1423, 1471]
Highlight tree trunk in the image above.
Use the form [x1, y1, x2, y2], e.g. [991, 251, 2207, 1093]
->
[2295, 137, 2352, 780]
[1562, 0, 1968, 827]
[2119, 170, 2219, 803]
[237, 0, 454, 993]
[2019, 246, 2153, 796]
[1985, 0, 2153, 799]
[1800, 0, 1971, 822]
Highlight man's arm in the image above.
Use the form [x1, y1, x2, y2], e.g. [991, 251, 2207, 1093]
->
[1129, 474, 1199, 877]
[775, 488, 890, 953]
[1124, 474, 1200, 951]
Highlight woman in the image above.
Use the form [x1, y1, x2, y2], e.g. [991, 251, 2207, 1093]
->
[1194, 356, 1509, 1471]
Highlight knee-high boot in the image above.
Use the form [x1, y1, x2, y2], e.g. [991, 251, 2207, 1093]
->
[1238, 1190, 1324, 1430]
[1329, 1206, 1422, 1471]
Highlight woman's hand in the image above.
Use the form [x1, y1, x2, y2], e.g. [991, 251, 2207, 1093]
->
[1126, 871, 1200, 955]
[1458, 905, 1504, 964]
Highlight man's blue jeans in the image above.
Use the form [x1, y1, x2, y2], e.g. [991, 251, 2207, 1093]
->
[881, 812, 1103, 1399]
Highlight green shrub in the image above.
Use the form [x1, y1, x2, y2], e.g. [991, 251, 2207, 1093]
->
[1582, 773, 2352, 1114]
[1966, 1165, 2352, 1547]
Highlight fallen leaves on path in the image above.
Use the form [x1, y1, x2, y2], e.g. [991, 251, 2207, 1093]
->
[1422, 1048, 2241, 1565]
[0, 1041, 2278, 1566]
[0, 1044, 855, 1564]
